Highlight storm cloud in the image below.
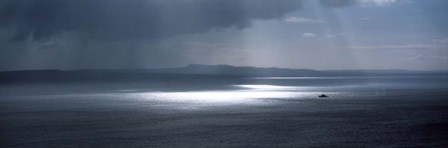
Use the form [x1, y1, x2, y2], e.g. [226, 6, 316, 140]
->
[0, 0, 302, 41]
[0, 0, 446, 71]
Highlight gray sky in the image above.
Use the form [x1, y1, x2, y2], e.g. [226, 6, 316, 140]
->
[1, 0, 447, 71]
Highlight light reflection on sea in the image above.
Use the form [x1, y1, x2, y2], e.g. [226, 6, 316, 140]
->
[112, 84, 341, 110]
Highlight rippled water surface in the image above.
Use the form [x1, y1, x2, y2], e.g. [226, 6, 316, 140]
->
[1, 77, 448, 147]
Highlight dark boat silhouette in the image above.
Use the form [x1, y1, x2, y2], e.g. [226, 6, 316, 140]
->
[318, 94, 328, 98]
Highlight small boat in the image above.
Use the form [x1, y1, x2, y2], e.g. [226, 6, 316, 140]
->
[318, 94, 328, 98]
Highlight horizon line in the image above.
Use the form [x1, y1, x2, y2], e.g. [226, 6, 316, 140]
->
[1, 64, 447, 73]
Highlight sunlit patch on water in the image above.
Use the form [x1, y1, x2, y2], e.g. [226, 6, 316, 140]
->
[122, 84, 339, 110]
[235, 84, 319, 91]
[55, 84, 343, 110]
[236, 85, 298, 90]
[29, 84, 342, 110]
[135, 91, 307, 104]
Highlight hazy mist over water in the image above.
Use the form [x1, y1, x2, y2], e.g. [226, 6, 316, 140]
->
[1, 77, 448, 147]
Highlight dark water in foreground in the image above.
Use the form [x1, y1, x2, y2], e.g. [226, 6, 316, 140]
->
[1, 77, 448, 147]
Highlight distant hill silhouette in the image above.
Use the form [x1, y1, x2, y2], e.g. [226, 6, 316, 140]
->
[0, 64, 446, 83]
[155, 64, 330, 77]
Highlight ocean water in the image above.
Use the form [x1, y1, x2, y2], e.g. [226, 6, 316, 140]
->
[1, 77, 448, 147]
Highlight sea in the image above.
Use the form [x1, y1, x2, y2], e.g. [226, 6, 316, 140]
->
[1, 76, 447, 147]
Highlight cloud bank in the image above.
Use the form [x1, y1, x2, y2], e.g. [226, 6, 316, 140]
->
[0, 0, 410, 42]
[0, 0, 302, 41]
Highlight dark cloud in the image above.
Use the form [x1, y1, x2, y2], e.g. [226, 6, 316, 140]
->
[0, 0, 302, 41]
[319, 0, 358, 7]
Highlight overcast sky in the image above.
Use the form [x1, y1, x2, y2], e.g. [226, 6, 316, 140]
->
[1, 0, 447, 71]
